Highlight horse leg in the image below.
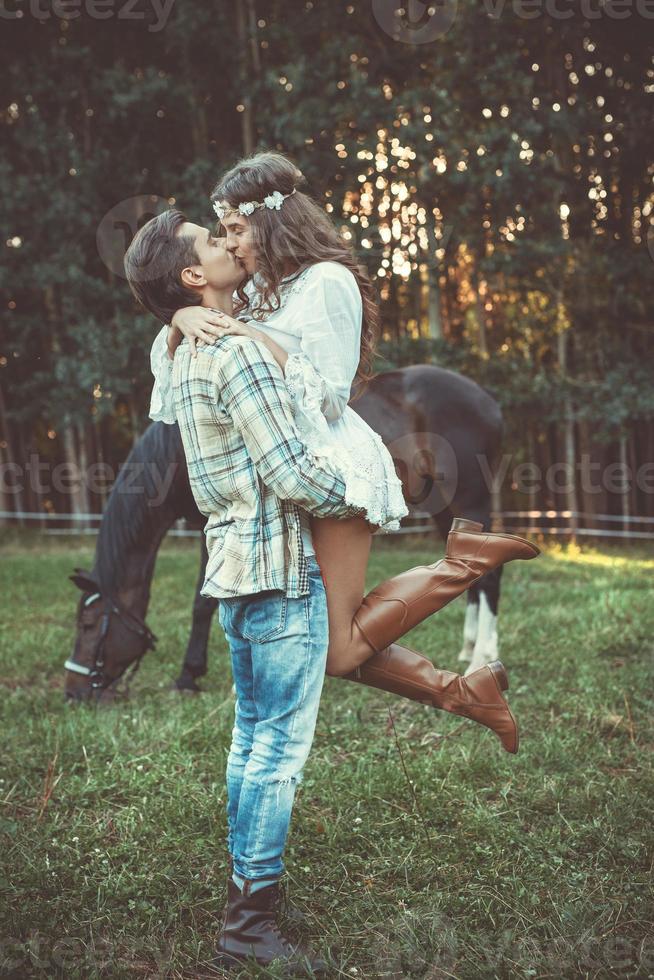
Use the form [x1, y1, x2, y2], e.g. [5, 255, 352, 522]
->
[458, 589, 480, 664]
[463, 566, 502, 676]
[175, 536, 218, 693]
[433, 506, 500, 671]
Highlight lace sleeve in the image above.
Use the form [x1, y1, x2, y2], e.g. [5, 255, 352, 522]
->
[149, 325, 177, 425]
[284, 352, 333, 449]
[284, 263, 362, 426]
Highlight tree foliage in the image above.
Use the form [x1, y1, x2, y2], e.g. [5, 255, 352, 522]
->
[1, 0, 652, 514]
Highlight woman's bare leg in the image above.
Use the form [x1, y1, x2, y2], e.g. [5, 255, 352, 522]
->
[309, 514, 376, 677]
[310, 514, 526, 754]
[312, 513, 538, 678]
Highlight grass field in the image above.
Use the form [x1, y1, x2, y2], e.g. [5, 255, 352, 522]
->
[1, 532, 653, 979]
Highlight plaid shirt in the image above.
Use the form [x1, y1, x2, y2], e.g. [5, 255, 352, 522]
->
[172, 335, 364, 599]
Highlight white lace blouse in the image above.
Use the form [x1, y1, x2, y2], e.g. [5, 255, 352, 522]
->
[149, 262, 361, 426]
[148, 261, 408, 533]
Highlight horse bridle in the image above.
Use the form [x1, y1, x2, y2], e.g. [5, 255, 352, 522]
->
[64, 592, 158, 692]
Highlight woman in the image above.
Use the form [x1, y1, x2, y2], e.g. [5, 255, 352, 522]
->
[149, 150, 540, 751]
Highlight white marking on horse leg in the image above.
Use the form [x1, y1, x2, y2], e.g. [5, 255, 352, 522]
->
[457, 600, 479, 663]
[464, 591, 498, 675]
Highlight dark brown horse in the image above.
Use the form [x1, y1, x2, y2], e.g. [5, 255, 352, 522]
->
[65, 364, 505, 699]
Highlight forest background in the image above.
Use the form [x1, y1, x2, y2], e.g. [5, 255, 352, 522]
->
[1, 0, 653, 535]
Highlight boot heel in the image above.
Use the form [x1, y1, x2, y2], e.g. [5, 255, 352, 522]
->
[488, 660, 509, 692]
[450, 517, 484, 533]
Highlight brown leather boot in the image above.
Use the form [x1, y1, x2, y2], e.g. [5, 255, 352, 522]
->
[343, 647, 519, 753]
[213, 878, 329, 975]
[221, 861, 307, 931]
[333, 518, 537, 752]
[350, 518, 540, 656]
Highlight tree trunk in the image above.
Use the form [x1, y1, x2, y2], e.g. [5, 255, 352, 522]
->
[491, 471, 503, 533]
[542, 422, 556, 512]
[16, 422, 46, 529]
[618, 432, 631, 523]
[92, 418, 109, 512]
[557, 323, 579, 540]
[128, 396, 142, 448]
[0, 381, 26, 525]
[576, 419, 607, 533]
[641, 420, 654, 518]
[247, 0, 261, 74]
[440, 268, 454, 340]
[78, 422, 92, 519]
[526, 426, 540, 517]
[423, 222, 443, 340]
[469, 258, 488, 358]
[61, 420, 90, 528]
[628, 426, 639, 521]
[236, 2, 256, 155]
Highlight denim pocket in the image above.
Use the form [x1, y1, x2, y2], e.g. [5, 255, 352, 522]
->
[237, 592, 288, 643]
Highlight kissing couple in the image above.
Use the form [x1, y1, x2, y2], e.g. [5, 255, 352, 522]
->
[124, 149, 540, 974]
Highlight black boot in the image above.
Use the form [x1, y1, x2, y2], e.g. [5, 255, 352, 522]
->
[213, 877, 329, 975]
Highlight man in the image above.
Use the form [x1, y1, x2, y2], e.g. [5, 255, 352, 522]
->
[125, 209, 361, 973]
[125, 207, 538, 973]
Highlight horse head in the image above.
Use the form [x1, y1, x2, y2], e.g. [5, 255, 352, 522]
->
[65, 568, 157, 701]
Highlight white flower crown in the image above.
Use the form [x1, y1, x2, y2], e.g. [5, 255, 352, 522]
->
[213, 188, 296, 222]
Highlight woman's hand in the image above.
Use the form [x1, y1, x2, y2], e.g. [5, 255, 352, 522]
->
[169, 306, 231, 358]
[209, 311, 268, 345]
[210, 311, 290, 372]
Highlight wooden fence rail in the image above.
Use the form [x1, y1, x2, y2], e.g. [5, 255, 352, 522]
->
[2, 511, 653, 540]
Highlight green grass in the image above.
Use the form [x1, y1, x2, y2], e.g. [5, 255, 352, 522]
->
[1, 532, 653, 978]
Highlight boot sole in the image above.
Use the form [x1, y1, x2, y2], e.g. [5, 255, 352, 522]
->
[212, 950, 246, 972]
[486, 660, 519, 753]
[460, 660, 518, 753]
[212, 949, 328, 977]
[503, 701, 519, 754]
[483, 530, 541, 557]
[389, 656, 519, 754]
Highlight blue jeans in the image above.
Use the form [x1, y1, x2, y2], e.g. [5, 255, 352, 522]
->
[217, 554, 329, 888]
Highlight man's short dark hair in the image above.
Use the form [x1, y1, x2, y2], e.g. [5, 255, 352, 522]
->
[124, 209, 202, 323]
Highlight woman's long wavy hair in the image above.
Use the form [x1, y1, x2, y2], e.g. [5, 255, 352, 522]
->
[211, 151, 380, 399]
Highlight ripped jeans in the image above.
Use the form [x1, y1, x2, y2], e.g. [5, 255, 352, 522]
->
[217, 554, 329, 888]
